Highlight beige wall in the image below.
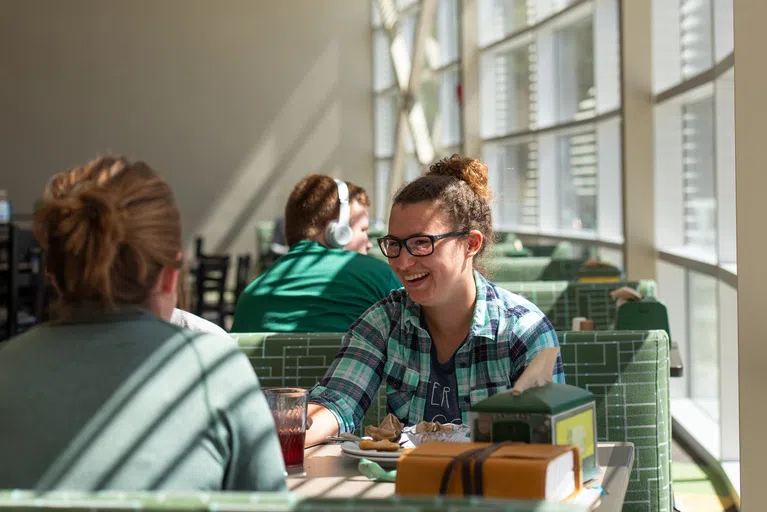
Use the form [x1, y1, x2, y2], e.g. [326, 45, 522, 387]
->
[734, 0, 767, 508]
[0, 0, 373, 258]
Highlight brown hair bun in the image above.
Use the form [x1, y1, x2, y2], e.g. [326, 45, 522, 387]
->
[426, 154, 491, 201]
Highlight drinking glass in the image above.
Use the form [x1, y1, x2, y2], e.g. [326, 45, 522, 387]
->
[264, 387, 309, 468]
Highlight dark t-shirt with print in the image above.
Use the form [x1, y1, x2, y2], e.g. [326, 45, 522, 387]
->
[422, 342, 461, 424]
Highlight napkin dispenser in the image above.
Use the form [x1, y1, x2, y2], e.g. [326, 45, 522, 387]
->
[469, 382, 599, 481]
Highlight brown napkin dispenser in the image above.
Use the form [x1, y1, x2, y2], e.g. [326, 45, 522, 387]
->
[395, 442, 581, 501]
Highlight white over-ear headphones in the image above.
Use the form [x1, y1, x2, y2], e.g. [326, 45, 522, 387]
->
[324, 178, 353, 248]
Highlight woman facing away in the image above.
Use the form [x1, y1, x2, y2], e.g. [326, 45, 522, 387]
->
[305, 154, 564, 445]
[0, 157, 287, 492]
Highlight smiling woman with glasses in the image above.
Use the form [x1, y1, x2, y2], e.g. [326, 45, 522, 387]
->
[304, 155, 564, 447]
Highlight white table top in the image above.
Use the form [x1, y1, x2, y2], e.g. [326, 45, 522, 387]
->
[287, 442, 634, 509]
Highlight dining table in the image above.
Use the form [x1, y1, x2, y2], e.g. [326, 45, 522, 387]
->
[287, 441, 634, 510]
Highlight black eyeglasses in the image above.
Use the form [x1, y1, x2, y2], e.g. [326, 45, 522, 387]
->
[377, 230, 470, 258]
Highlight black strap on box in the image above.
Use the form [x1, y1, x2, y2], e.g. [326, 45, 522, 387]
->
[438, 442, 517, 496]
[438, 446, 485, 496]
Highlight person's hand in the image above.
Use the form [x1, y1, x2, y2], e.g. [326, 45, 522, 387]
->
[610, 286, 642, 308]
[511, 347, 560, 395]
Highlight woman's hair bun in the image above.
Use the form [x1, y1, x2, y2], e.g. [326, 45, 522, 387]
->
[55, 188, 124, 255]
[426, 154, 491, 200]
[37, 187, 125, 299]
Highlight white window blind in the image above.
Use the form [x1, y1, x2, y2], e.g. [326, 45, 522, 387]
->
[682, 96, 716, 250]
[680, 0, 713, 78]
[558, 128, 597, 231]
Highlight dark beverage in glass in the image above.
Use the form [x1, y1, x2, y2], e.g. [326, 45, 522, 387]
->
[278, 430, 307, 467]
[264, 388, 308, 469]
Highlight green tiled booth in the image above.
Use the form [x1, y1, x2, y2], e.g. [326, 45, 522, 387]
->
[0, 491, 590, 512]
[558, 330, 672, 512]
[232, 332, 386, 436]
[488, 257, 590, 282]
[496, 280, 657, 332]
[488, 257, 552, 282]
[235, 332, 344, 389]
[487, 243, 532, 258]
[234, 330, 671, 512]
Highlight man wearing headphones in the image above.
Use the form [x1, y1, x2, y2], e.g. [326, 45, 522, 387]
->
[231, 174, 401, 333]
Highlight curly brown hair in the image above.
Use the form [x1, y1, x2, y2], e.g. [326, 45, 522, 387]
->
[284, 174, 369, 247]
[34, 156, 182, 317]
[393, 154, 494, 269]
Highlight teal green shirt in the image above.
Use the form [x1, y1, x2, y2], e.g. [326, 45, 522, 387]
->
[0, 309, 287, 492]
[231, 240, 402, 333]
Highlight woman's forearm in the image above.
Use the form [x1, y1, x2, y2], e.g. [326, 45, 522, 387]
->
[305, 403, 340, 447]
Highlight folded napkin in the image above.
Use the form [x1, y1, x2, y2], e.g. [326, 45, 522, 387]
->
[357, 458, 397, 482]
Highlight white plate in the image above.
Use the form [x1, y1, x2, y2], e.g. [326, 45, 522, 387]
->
[340, 440, 404, 460]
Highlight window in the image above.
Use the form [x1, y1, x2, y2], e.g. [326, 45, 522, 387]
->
[687, 271, 719, 422]
[715, 71, 736, 265]
[682, 96, 716, 251]
[404, 155, 422, 183]
[477, 1, 614, 238]
[479, 0, 534, 47]
[437, 69, 462, 148]
[652, 0, 736, 470]
[494, 141, 539, 228]
[680, 0, 713, 78]
[373, 30, 395, 92]
[374, 92, 399, 158]
[375, 160, 392, 225]
[555, 17, 595, 122]
[435, 0, 460, 66]
[401, 12, 419, 63]
[431, 0, 463, 150]
[499, 44, 535, 134]
[713, 0, 733, 60]
[558, 129, 597, 231]
[397, 0, 419, 10]
[395, 0, 462, 181]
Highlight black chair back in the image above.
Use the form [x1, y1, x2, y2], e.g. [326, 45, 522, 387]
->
[234, 254, 251, 300]
[192, 255, 230, 327]
[0, 224, 48, 340]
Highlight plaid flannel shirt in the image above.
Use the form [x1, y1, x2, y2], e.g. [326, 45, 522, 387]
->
[309, 271, 565, 433]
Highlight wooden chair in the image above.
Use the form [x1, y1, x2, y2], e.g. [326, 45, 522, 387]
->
[0, 224, 48, 340]
[192, 255, 230, 328]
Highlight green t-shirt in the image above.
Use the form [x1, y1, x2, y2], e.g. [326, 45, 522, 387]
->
[231, 240, 401, 333]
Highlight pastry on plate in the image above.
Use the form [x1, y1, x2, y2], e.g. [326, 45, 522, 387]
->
[358, 439, 401, 452]
[364, 413, 403, 441]
[414, 420, 454, 433]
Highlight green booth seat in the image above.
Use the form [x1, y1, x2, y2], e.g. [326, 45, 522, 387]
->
[232, 332, 386, 437]
[488, 257, 552, 282]
[521, 241, 575, 259]
[558, 330, 672, 512]
[496, 280, 658, 332]
[487, 243, 532, 258]
[232, 329, 671, 512]
[489, 257, 594, 283]
[0, 490, 590, 511]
